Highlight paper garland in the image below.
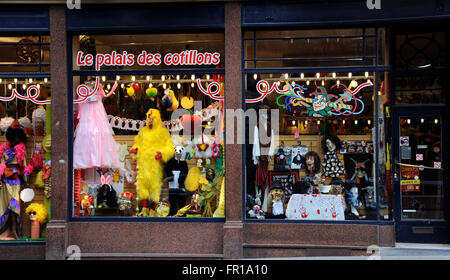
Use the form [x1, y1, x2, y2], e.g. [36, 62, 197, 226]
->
[107, 101, 220, 132]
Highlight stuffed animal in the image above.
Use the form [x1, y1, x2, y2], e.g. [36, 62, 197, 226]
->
[130, 109, 174, 216]
[96, 175, 118, 208]
[80, 193, 94, 216]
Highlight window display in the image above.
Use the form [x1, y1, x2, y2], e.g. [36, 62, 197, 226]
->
[71, 33, 225, 218]
[0, 35, 51, 241]
[243, 28, 390, 221]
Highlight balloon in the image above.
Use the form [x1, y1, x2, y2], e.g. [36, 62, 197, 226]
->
[146, 87, 158, 97]
[126, 86, 135, 97]
[132, 84, 140, 92]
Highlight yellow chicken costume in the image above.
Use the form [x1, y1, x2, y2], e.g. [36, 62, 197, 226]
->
[130, 109, 174, 216]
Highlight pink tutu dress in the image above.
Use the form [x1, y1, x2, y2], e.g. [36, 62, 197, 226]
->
[73, 82, 120, 169]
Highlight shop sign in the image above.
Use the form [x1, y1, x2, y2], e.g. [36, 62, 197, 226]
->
[400, 136, 409, 146]
[415, 154, 423, 161]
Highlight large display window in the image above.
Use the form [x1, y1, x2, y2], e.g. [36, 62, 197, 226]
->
[70, 33, 225, 219]
[244, 28, 391, 222]
[0, 35, 51, 241]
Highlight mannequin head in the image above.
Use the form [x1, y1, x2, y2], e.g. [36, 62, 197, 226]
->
[321, 134, 341, 153]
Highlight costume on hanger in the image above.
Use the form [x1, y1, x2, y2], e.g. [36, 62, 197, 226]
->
[252, 110, 275, 206]
[73, 81, 120, 169]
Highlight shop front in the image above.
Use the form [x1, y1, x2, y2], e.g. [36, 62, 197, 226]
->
[0, 1, 449, 260]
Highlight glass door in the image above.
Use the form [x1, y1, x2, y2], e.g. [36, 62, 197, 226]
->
[393, 110, 448, 243]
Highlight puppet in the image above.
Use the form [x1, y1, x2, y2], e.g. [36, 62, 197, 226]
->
[130, 109, 174, 216]
[0, 120, 34, 240]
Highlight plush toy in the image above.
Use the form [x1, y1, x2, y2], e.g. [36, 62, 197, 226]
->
[184, 166, 202, 192]
[96, 175, 118, 208]
[80, 193, 94, 216]
[25, 203, 48, 239]
[130, 109, 174, 216]
[0, 120, 35, 240]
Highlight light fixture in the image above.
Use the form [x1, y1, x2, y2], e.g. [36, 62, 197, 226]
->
[332, 72, 336, 78]
[131, 76, 136, 82]
[206, 74, 210, 80]
[317, 120, 321, 125]
[305, 120, 308, 125]
[354, 120, 358, 125]
[348, 72, 352, 78]
[407, 119, 411, 124]
[0, 78, 2, 83]
[14, 78, 18, 83]
[306, 80, 310, 86]
[162, 75, 166, 81]
[368, 119, 371, 125]
[28, 78, 33, 83]
[44, 78, 48, 83]
[37, 84, 40, 89]
[177, 82, 181, 89]
[420, 118, 424, 123]
[121, 83, 125, 89]
[191, 74, 195, 81]
[116, 75, 120, 81]
[102, 76, 106, 82]
[343, 120, 346, 124]
[147, 76, 150, 81]
[337, 80, 340, 86]
[176, 75, 180, 80]
[292, 120, 296, 126]
[163, 83, 167, 89]
[22, 84, 26, 90]
[284, 73, 289, 79]
[434, 118, 439, 124]
[365, 72, 369, 78]
[191, 82, 195, 88]
[149, 83, 153, 88]
[300, 73, 304, 79]
[349, 80, 358, 88]
[8, 84, 12, 90]
[107, 84, 111, 90]
[316, 73, 320, 79]
[321, 80, 325, 86]
[253, 73, 258, 80]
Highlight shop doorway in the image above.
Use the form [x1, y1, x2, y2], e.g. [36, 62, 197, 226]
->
[392, 108, 448, 243]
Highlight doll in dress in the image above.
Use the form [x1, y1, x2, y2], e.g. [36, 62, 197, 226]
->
[0, 120, 35, 240]
[73, 79, 120, 169]
[321, 134, 345, 178]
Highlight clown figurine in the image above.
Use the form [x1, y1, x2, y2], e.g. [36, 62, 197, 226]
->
[130, 109, 174, 216]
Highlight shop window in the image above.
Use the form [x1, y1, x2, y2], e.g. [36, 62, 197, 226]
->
[394, 33, 446, 104]
[244, 28, 377, 69]
[71, 34, 225, 219]
[0, 35, 51, 241]
[244, 28, 391, 222]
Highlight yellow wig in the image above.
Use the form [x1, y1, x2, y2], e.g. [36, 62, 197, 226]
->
[25, 203, 48, 224]
[132, 109, 174, 202]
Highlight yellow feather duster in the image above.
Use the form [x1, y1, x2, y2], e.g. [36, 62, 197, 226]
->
[184, 166, 202, 192]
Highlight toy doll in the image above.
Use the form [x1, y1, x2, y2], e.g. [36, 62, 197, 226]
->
[129, 109, 174, 216]
[321, 134, 345, 178]
[73, 79, 120, 169]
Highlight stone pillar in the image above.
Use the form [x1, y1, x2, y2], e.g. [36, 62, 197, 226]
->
[46, 5, 69, 260]
[223, 2, 244, 259]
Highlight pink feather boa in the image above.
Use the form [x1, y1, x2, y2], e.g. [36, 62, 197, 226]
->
[0, 141, 33, 176]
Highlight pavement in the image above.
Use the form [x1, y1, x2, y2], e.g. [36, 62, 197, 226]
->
[249, 243, 450, 260]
